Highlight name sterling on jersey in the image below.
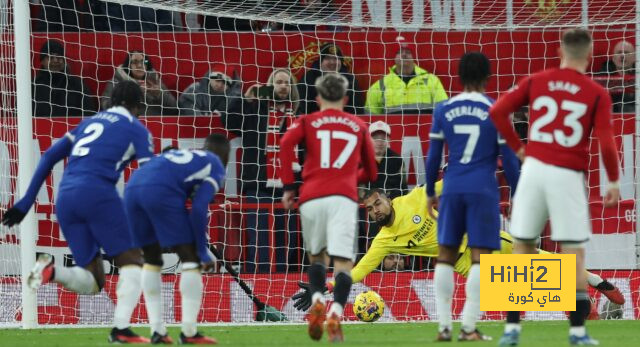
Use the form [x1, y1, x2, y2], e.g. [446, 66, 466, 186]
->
[444, 106, 489, 121]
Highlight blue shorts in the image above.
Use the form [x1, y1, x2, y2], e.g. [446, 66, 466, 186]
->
[55, 185, 134, 267]
[437, 193, 501, 250]
[124, 185, 193, 249]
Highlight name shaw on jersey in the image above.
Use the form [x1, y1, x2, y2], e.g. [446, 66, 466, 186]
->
[310, 115, 360, 132]
[444, 106, 489, 122]
[548, 81, 580, 94]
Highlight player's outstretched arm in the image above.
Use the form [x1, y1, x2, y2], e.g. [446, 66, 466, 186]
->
[291, 239, 390, 312]
[2, 137, 73, 226]
[189, 181, 216, 264]
[349, 240, 389, 284]
[489, 80, 530, 153]
[593, 92, 621, 207]
[425, 133, 444, 218]
[279, 119, 304, 210]
[499, 144, 521, 194]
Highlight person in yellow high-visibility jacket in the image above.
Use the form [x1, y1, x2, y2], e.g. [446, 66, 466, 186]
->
[291, 184, 625, 312]
[365, 47, 448, 114]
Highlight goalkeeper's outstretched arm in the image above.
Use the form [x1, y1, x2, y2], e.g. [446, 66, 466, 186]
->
[332, 240, 389, 287]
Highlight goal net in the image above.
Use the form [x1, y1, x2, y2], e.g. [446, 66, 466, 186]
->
[0, 0, 638, 326]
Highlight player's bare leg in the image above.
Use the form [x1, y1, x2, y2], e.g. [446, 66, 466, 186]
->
[500, 240, 537, 346]
[434, 245, 457, 342]
[564, 245, 598, 345]
[141, 243, 173, 344]
[174, 244, 217, 345]
[109, 248, 150, 344]
[306, 251, 330, 341]
[457, 248, 492, 341]
[326, 256, 352, 343]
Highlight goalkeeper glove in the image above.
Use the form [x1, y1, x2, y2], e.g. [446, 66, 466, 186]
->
[291, 281, 331, 312]
[1, 207, 27, 227]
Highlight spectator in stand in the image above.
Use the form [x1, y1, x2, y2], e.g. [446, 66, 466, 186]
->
[223, 68, 301, 273]
[102, 51, 178, 116]
[365, 121, 407, 199]
[90, 2, 179, 32]
[365, 38, 448, 115]
[598, 40, 635, 112]
[33, 0, 92, 32]
[33, 39, 97, 117]
[179, 65, 240, 116]
[298, 43, 363, 115]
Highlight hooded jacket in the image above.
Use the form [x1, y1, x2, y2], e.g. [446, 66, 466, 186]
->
[101, 65, 178, 116]
[178, 72, 240, 116]
[33, 67, 97, 117]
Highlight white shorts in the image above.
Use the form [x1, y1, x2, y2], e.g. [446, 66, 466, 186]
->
[510, 157, 592, 243]
[299, 195, 358, 261]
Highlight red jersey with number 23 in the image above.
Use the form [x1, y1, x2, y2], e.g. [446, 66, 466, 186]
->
[490, 67, 619, 182]
[280, 109, 378, 204]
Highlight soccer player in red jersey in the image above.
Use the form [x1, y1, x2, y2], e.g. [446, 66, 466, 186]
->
[490, 29, 621, 346]
[280, 73, 378, 342]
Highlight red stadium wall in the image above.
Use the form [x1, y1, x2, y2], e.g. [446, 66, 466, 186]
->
[3, 271, 639, 324]
[12, 29, 633, 103]
[0, 114, 635, 276]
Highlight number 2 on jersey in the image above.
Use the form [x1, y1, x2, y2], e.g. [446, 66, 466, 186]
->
[71, 123, 104, 156]
[317, 130, 357, 168]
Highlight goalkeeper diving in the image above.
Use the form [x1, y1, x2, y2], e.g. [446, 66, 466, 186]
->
[291, 182, 625, 311]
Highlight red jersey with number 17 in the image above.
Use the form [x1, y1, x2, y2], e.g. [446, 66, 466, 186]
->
[490, 67, 619, 182]
[280, 109, 378, 204]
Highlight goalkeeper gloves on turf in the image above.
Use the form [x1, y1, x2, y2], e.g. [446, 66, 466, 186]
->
[291, 281, 331, 311]
[1, 207, 26, 227]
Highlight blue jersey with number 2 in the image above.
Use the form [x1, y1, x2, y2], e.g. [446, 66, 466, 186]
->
[11, 107, 154, 267]
[62, 107, 154, 188]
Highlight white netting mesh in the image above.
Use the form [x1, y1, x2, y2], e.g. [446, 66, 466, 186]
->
[0, 0, 638, 326]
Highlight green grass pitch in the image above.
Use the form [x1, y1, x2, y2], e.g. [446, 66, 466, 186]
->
[1, 321, 639, 346]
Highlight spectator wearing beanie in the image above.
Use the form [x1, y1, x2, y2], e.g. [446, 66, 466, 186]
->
[298, 43, 363, 115]
[33, 40, 97, 117]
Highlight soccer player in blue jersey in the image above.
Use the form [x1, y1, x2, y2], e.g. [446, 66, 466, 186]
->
[1, 81, 154, 343]
[124, 133, 229, 345]
[425, 52, 520, 342]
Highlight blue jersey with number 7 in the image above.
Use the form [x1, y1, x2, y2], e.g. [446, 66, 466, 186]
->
[425, 92, 519, 197]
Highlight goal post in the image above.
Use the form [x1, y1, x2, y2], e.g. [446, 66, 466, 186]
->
[13, 0, 37, 329]
[1, 0, 640, 328]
